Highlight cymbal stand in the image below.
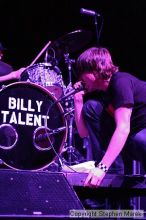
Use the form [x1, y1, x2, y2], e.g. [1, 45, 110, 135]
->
[94, 14, 99, 46]
[62, 53, 78, 165]
[64, 53, 75, 86]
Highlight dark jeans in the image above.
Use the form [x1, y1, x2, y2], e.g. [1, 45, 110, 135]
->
[123, 129, 146, 172]
[83, 99, 146, 174]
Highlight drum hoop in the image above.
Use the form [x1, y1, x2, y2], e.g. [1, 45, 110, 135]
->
[0, 81, 68, 171]
[27, 62, 52, 70]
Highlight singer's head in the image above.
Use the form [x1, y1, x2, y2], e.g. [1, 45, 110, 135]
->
[76, 47, 119, 92]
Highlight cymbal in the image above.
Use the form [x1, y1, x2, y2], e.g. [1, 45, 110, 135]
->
[49, 29, 93, 60]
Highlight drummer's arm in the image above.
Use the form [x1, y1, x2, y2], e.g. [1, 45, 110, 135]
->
[74, 91, 88, 138]
[0, 67, 26, 82]
[0, 72, 16, 82]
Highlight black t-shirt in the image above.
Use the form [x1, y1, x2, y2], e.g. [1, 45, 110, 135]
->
[0, 60, 13, 75]
[0, 60, 14, 88]
[106, 71, 146, 135]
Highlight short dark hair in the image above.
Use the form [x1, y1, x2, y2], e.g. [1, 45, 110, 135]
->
[76, 47, 119, 79]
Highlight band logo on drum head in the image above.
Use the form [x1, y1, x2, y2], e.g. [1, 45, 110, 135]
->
[1, 97, 49, 127]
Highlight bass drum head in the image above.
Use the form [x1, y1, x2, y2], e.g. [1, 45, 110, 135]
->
[0, 82, 67, 170]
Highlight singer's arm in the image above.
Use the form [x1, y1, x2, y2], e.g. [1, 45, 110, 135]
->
[74, 91, 89, 138]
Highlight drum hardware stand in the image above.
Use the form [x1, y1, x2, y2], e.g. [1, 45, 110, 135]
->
[44, 47, 58, 67]
[60, 53, 81, 166]
[64, 53, 75, 86]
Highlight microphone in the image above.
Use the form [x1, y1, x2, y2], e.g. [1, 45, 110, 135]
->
[80, 8, 100, 17]
[58, 82, 85, 102]
[35, 127, 66, 142]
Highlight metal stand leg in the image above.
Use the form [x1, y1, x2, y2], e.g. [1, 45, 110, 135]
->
[83, 137, 93, 161]
[66, 113, 75, 165]
[133, 160, 141, 175]
[131, 160, 141, 212]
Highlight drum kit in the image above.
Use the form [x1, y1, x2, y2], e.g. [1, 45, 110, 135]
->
[0, 29, 92, 171]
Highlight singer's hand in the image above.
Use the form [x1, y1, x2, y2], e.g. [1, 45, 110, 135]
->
[84, 167, 106, 188]
[73, 81, 86, 91]
[73, 81, 85, 102]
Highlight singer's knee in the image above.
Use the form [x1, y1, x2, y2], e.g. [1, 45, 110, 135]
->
[83, 100, 103, 119]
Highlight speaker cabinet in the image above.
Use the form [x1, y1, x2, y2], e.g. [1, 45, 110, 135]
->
[0, 169, 83, 218]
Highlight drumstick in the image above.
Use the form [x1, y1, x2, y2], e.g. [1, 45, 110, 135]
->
[29, 41, 51, 67]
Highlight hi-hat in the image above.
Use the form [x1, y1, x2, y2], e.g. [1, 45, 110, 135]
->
[49, 29, 93, 60]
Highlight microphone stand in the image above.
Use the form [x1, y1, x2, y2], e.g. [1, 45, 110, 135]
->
[94, 14, 99, 46]
[62, 53, 78, 166]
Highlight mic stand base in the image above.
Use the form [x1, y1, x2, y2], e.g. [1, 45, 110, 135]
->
[43, 154, 66, 172]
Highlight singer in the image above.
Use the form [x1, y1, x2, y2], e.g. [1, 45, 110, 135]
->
[74, 47, 146, 188]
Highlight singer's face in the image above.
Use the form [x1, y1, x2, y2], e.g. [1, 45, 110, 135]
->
[80, 72, 109, 92]
[80, 72, 98, 92]
[80, 72, 106, 92]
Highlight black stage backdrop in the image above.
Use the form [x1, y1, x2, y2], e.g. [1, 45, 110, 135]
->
[1, 0, 146, 83]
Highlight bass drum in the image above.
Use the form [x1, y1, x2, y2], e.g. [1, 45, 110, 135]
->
[0, 82, 67, 170]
